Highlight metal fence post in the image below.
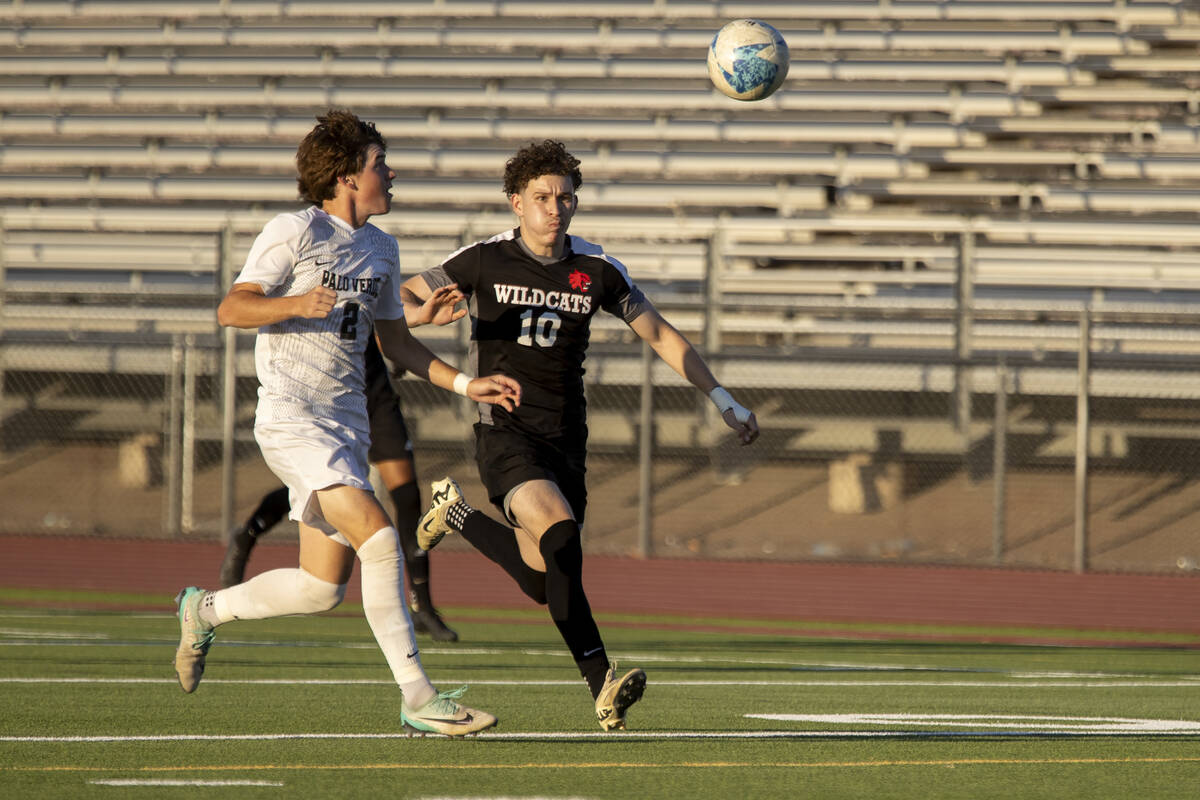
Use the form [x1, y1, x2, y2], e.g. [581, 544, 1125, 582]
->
[992, 359, 1008, 564]
[1074, 308, 1091, 574]
[704, 231, 725, 467]
[637, 338, 654, 559]
[219, 224, 237, 538]
[165, 335, 184, 537]
[704, 229, 724, 357]
[953, 229, 975, 436]
[182, 334, 197, 534]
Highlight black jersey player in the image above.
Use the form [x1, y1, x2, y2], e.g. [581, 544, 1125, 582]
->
[400, 140, 758, 731]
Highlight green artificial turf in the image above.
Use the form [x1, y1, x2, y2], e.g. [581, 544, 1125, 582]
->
[1, 594, 1197, 799]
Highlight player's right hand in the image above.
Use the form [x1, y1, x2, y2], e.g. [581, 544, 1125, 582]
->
[722, 408, 759, 445]
[297, 286, 337, 319]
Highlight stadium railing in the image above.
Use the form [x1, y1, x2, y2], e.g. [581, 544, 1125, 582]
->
[0, 25, 1158, 57]
[0, 53, 1104, 90]
[1, 0, 1190, 25]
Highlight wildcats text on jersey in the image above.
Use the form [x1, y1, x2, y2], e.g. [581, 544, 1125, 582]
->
[321, 270, 381, 298]
[493, 283, 593, 315]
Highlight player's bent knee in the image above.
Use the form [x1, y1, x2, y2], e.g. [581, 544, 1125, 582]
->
[537, 521, 582, 576]
[297, 568, 348, 612]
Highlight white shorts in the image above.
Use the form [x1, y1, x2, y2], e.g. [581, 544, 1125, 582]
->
[254, 417, 371, 542]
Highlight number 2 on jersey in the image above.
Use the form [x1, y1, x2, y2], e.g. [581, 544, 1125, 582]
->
[339, 302, 360, 341]
[517, 309, 561, 348]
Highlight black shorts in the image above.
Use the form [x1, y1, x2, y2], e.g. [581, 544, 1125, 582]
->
[365, 337, 413, 464]
[474, 423, 588, 526]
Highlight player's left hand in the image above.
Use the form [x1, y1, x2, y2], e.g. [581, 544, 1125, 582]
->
[722, 408, 759, 445]
[467, 374, 522, 411]
[412, 284, 467, 327]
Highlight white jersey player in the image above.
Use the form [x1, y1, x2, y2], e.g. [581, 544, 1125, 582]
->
[236, 205, 403, 535]
[171, 109, 519, 737]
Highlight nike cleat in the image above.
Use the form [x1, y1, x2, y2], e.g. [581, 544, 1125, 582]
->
[400, 686, 497, 737]
[417, 477, 462, 551]
[595, 663, 646, 731]
[173, 586, 215, 693]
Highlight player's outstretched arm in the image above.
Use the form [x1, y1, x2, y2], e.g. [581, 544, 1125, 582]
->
[217, 283, 336, 329]
[375, 318, 521, 410]
[628, 304, 759, 445]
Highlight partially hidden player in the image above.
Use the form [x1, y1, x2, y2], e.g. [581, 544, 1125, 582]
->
[400, 140, 759, 730]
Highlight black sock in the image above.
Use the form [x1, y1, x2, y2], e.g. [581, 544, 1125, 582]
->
[538, 519, 608, 698]
[246, 487, 290, 537]
[579, 653, 610, 699]
[460, 509, 547, 604]
[390, 481, 433, 611]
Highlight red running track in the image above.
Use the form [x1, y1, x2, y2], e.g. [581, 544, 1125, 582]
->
[2, 535, 1195, 642]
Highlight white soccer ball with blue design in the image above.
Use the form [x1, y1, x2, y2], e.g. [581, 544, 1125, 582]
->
[706, 19, 790, 101]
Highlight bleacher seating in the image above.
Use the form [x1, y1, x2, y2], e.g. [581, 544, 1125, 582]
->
[4, 0, 1200, 390]
[13, 0, 1200, 546]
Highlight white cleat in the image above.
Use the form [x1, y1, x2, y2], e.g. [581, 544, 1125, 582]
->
[173, 586, 215, 693]
[400, 686, 497, 737]
[595, 663, 646, 731]
[417, 477, 463, 551]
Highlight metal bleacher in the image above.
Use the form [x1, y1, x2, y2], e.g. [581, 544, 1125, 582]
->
[5, 0, 1200, 456]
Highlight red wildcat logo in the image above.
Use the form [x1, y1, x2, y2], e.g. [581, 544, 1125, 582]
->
[568, 270, 591, 292]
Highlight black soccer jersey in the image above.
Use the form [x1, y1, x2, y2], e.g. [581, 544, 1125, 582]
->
[420, 229, 647, 436]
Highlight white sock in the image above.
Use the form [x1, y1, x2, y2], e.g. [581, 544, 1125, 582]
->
[206, 568, 346, 625]
[357, 526, 437, 708]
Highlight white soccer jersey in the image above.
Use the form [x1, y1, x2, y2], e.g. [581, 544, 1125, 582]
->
[235, 206, 404, 433]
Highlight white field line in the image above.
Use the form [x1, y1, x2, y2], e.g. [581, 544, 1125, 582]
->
[6, 725, 1200, 744]
[2, 636, 1197, 683]
[0, 639, 378, 650]
[748, 713, 1200, 734]
[90, 779, 283, 787]
[2, 609, 1196, 648]
[3, 675, 1200, 688]
[0, 628, 109, 639]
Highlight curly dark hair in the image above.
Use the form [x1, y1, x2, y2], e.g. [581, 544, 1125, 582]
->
[295, 109, 387, 206]
[502, 139, 582, 197]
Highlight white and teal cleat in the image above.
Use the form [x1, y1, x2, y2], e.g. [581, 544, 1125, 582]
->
[173, 586, 215, 693]
[400, 686, 497, 737]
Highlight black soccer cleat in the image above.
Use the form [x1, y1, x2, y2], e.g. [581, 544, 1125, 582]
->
[411, 605, 460, 643]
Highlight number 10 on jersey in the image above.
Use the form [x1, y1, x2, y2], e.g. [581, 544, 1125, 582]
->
[517, 309, 561, 348]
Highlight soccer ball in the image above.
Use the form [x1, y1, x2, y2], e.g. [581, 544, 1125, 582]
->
[706, 19, 790, 101]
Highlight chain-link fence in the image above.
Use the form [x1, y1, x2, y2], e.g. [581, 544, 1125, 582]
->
[4, 228, 1200, 576]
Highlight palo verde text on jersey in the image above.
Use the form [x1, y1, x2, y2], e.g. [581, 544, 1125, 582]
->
[321, 269, 382, 298]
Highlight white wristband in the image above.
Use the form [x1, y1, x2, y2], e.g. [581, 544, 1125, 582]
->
[452, 372, 472, 397]
[709, 386, 752, 424]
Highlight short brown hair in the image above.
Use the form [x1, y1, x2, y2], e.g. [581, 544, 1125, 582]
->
[295, 109, 387, 206]
[502, 140, 582, 197]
